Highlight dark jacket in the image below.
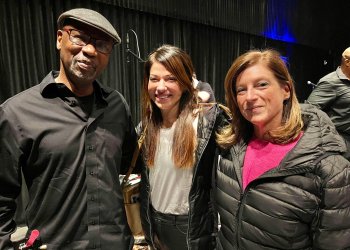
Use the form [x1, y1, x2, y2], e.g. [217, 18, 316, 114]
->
[307, 67, 350, 160]
[307, 67, 350, 137]
[140, 104, 227, 250]
[214, 104, 350, 250]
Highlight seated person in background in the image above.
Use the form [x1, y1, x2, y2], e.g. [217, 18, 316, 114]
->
[307, 47, 350, 160]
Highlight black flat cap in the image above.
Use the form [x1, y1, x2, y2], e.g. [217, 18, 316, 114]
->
[57, 8, 121, 44]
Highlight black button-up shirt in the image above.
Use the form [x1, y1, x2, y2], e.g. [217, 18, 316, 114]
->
[0, 71, 137, 249]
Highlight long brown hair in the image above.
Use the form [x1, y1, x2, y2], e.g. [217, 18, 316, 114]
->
[141, 44, 198, 168]
[217, 49, 303, 148]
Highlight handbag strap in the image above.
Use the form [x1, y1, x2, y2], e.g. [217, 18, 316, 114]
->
[122, 128, 146, 186]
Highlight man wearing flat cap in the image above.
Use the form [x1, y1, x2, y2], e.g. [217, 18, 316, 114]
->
[0, 8, 138, 249]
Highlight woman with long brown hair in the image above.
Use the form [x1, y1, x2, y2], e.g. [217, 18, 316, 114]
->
[139, 44, 227, 250]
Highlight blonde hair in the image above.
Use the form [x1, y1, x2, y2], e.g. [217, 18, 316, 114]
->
[217, 49, 303, 148]
[141, 45, 198, 168]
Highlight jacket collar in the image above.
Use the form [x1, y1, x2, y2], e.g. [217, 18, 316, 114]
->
[230, 103, 347, 182]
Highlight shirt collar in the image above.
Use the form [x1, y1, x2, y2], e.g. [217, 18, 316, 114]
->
[336, 66, 350, 81]
[40, 71, 113, 103]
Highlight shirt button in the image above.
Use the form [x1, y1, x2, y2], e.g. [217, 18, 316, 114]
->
[91, 196, 95, 201]
[69, 100, 77, 106]
[88, 145, 94, 151]
[90, 171, 94, 175]
[91, 221, 95, 225]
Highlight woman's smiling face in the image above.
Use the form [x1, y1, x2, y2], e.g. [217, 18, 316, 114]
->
[148, 61, 184, 118]
[235, 62, 290, 137]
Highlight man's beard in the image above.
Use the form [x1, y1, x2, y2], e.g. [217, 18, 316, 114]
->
[69, 57, 97, 82]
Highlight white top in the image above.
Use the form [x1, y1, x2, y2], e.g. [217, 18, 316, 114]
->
[149, 116, 198, 215]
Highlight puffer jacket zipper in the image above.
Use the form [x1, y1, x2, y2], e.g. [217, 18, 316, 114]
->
[235, 165, 313, 249]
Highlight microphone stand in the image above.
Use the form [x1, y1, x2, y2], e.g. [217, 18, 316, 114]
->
[126, 29, 145, 63]
[124, 29, 145, 124]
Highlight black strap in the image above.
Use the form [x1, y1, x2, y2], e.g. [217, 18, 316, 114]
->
[122, 128, 146, 187]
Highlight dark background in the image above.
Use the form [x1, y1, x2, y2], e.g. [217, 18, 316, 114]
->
[0, 0, 349, 123]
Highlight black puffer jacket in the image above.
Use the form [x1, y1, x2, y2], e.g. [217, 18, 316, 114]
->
[214, 104, 350, 250]
[140, 104, 227, 250]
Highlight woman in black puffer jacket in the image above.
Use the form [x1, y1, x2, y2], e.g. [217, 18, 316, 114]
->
[214, 49, 350, 250]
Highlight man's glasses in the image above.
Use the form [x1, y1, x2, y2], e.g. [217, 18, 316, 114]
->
[62, 28, 115, 54]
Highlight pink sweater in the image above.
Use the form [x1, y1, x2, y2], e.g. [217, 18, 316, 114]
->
[243, 133, 303, 189]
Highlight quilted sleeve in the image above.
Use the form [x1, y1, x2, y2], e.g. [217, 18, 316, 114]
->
[313, 154, 350, 249]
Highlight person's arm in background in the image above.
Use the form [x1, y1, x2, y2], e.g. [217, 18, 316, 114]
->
[306, 80, 336, 110]
[0, 107, 22, 250]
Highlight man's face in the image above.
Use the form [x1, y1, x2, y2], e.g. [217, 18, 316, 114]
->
[56, 21, 113, 86]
